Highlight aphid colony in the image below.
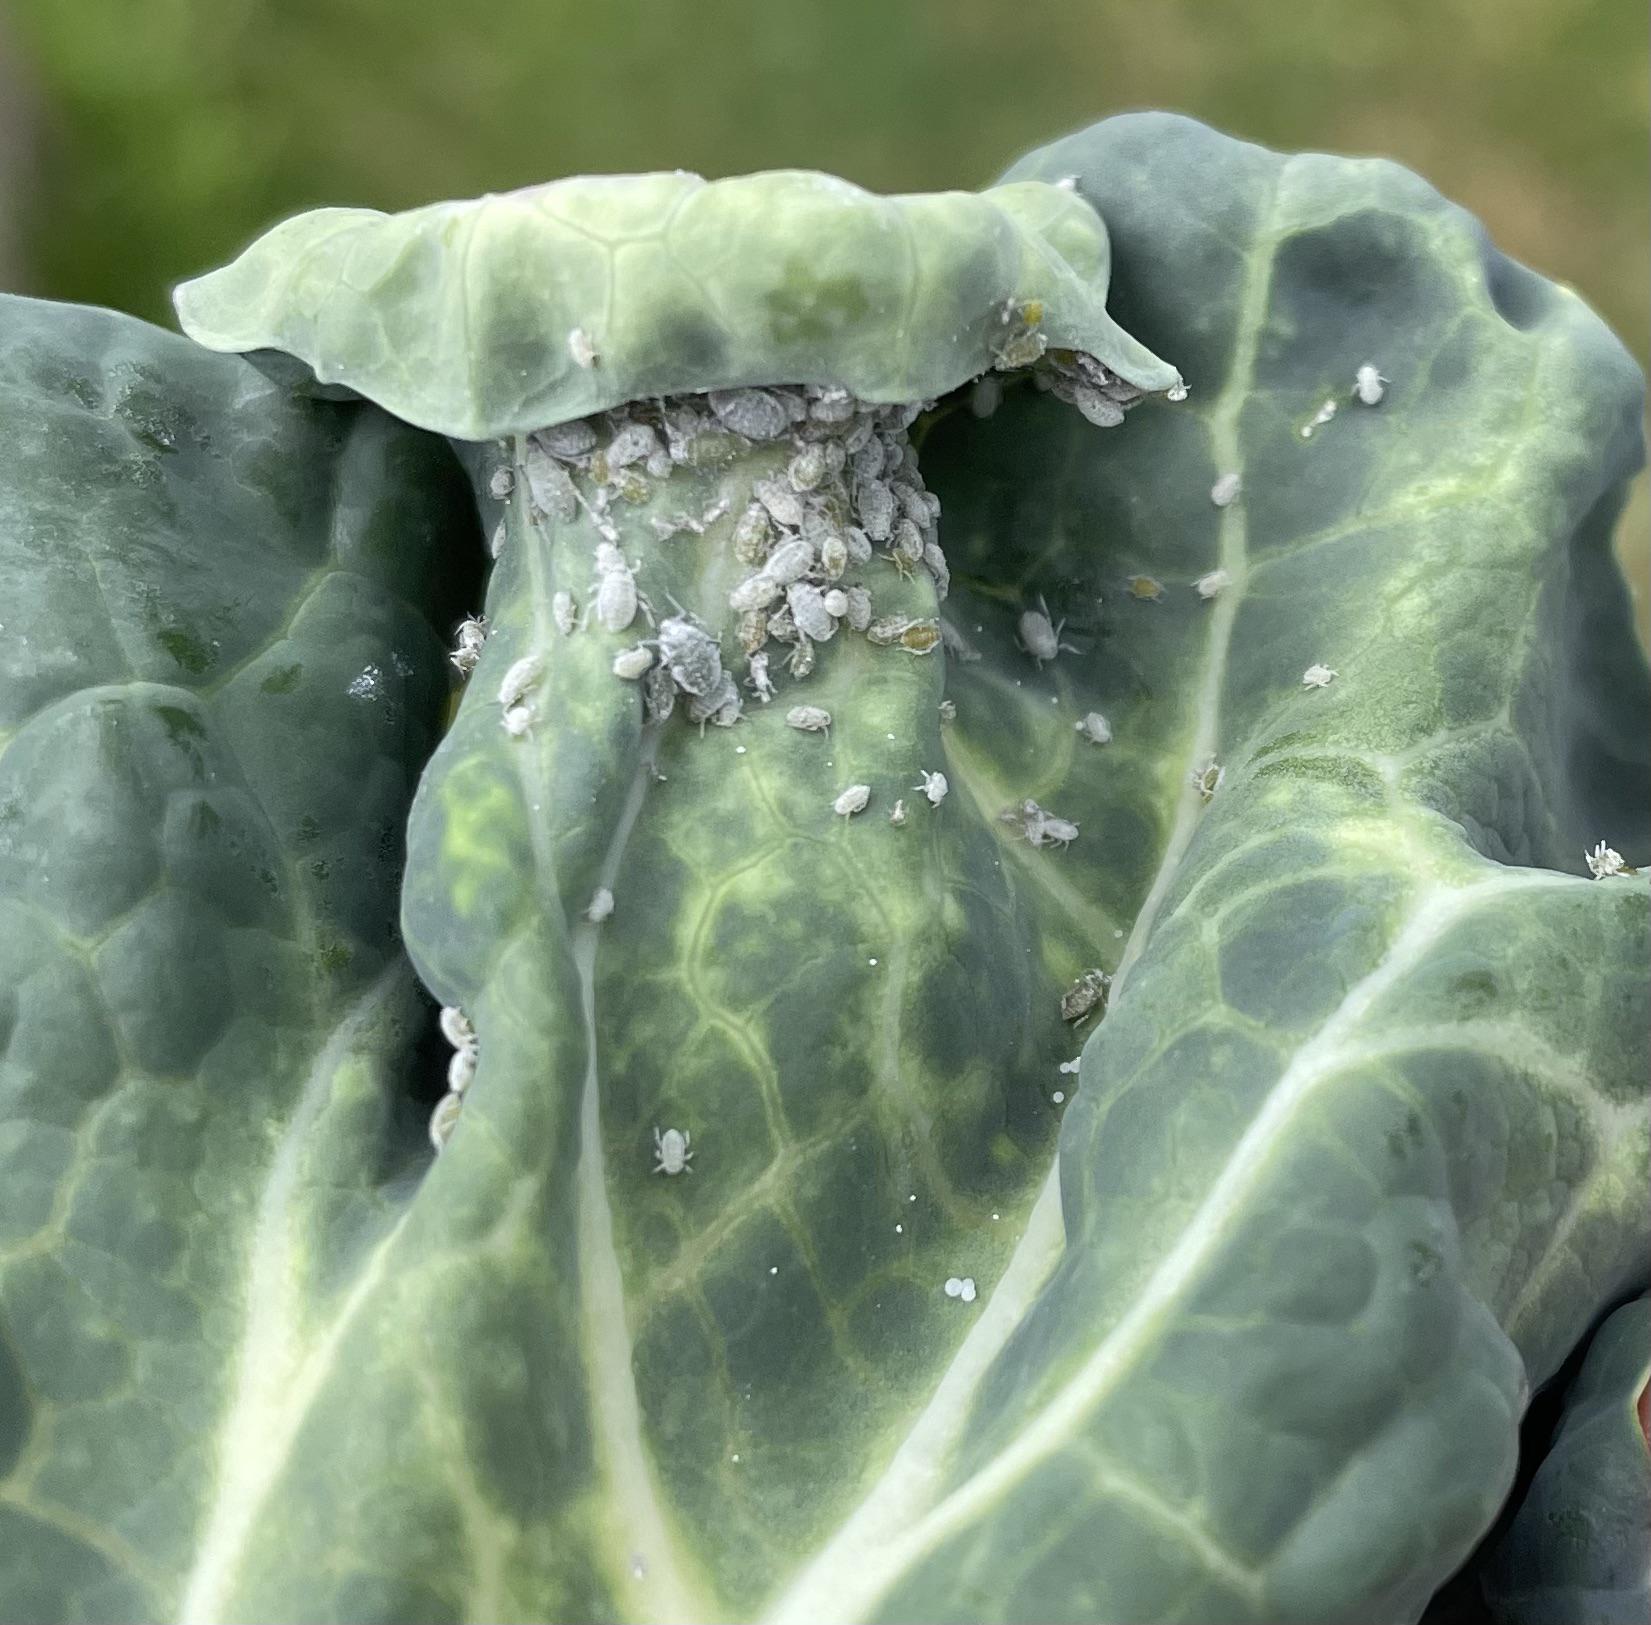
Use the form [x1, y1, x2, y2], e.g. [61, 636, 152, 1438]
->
[459, 382, 966, 737]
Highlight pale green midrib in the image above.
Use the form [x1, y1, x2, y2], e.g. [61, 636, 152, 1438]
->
[519, 467, 718, 1625]
[759, 174, 1290, 1625]
[801, 872, 1579, 1620]
[174, 963, 412, 1625]
[1109, 170, 1284, 999]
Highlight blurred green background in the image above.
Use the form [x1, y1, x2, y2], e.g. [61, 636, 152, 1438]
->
[1, 0, 1644, 621]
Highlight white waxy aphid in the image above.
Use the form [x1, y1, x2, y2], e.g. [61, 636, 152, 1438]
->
[488, 466, 515, 500]
[1586, 841, 1636, 879]
[586, 887, 615, 923]
[788, 583, 837, 643]
[567, 328, 599, 369]
[1353, 364, 1388, 406]
[709, 388, 788, 441]
[746, 651, 776, 703]
[605, 422, 659, 468]
[1034, 814, 1080, 849]
[593, 542, 640, 632]
[1017, 595, 1078, 667]
[498, 654, 543, 711]
[819, 533, 849, 580]
[1210, 472, 1242, 507]
[855, 478, 896, 541]
[612, 644, 654, 680]
[439, 1005, 480, 1094]
[844, 585, 873, 632]
[914, 770, 948, 807]
[833, 784, 871, 818]
[1301, 663, 1338, 689]
[763, 537, 815, 586]
[501, 703, 535, 737]
[1166, 380, 1190, 402]
[786, 705, 832, 733]
[1195, 568, 1233, 600]
[1074, 711, 1112, 745]
[450, 617, 488, 676]
[788, 445, 828, 491]
[732, 502, 772, 564]
[429, 1092, 463, 1153]
[653, 1126, 694, 1175]
[821, 588, 850, 619]
[729, 573, 783, 613]
[658, 614, 723, 697]
[1191, 757, 1225, 801]
[686, 672, 743, 730]
[888, 798, 908, 827]
[552, 590, 577, 635]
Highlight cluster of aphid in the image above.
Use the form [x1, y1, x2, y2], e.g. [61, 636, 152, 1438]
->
[428, 1005, 479, 1152]
[457, 382, 961, 738]
[998, 797, 1081, 849]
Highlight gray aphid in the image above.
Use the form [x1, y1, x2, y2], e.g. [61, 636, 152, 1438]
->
[788, 583, 837, 643]
[923, 542, 951, 599]
[764, 537, 816, 586]
[732, 502, 773, 564]
[737, 609, 770, 654]
[643, 663, 677, 723]
[606, 422, 659, 468]
[746, 651, 776, 702]
[856, 479, 896, 541]
[754, 476, 805, 530]
[709, 388, 789, 441]
[594, 542, 640, 632]
[730, 573, 783, 613]
[891, 518, 926, 566]
[844, 586, 873, 632]
[537, 420, 598, 459]
[788, 445, 828, 491]
[844, 526, 873, 565]
[786, 705, 832, 733]
[612, 644, 655, 680]
[522, 443, 580, 523]
[659, 615, 722, 697]
[687, 670, 743, 729]
[819, 533, 849, 580]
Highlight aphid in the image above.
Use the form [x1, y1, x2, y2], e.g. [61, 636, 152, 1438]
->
[844, 586, 873, 632]
[746, 651, 776, 703]
[1017, 595, 1079, 667]
[429, 1092, 463, 1153]
[843, 525, 873, 565]
[439, 1005, 479, 1094]
[923, 543, 951, 599]
[807, 385, 857, 424]
[537, 420, 598, 460]
[1034, 814, 1079, 849]
[612, 644, 655, 680]
[821, 588, 849, 619]
[914, 770, 949, 806]
[1191, 757, 1225, 801]
[1301, 663, 1337, 689]
[729, 573, 783, 613]
[1353, 364, 1388, 406]
[687, 671, 743, 730]
[1127, 575, 1164, 602]
[643, 663, 677, 723]
[450, 617, 488, 676]
[786, 637, 816, 679]
[1210, 472, 1242, 507]
[786, 705, 832, 733]
[586, 887, 615, 923]
[833, 784, 871, 818]
[605, 422, 658, 468]
[1166, 380, 1190, 402]
[753, 476, 805, 530]
[1074, 710, 1112, 745]
[766, 603, 798, 644]
[708, 388, 788, 441]
[1194, 568, 1233, 600]
[490, 518, 508, 558]
[938, 698, 957, 723]
[498, 654, 543, 711]
[501, 704, 535, 737]
[653, 1126, 694, 1175]
[855, 478, 896, 541]
[819, 533, 849, 580]
[488, 466, 515, 500]
[732, 502, 773, 564]
[888, 798, 908, 827]
[567, 328, 599, 369]
[851, 436, 886, 484]
[659, 615, 723, 697]
[891, 518, 926, 569]
[1061, 968, 1111, 1024]
[1063, 383, 1126, 427]
[788, 445, 828, 491]
[552, 591, 577, 636]
[593, 542, 641, 632]
[737, 609, 770, 655]
[1586, 841, 1637, 878]
[788, 583, 837, 643]
[521, 443, 580, 524]
[763, 537, 815, 586]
